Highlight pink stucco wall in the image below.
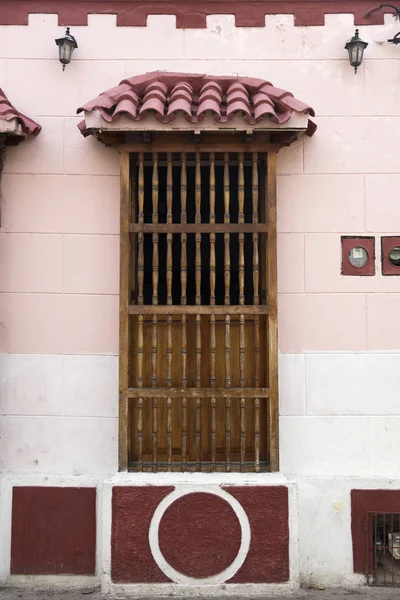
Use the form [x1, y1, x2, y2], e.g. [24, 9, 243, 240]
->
[1, 11, 400, 479]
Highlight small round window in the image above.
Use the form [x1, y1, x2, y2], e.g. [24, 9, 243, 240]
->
[348, 246, 368, 268]
[389, 246, 400, 267]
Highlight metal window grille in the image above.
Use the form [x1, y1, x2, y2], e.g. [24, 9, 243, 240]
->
[366, 512, 400, 587]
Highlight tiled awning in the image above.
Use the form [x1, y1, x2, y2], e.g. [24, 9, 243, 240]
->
[0, 89, 41, 144]
[77, 71, 316, 138]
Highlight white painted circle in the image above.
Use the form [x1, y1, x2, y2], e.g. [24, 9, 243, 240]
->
[148, 486, 251, 584]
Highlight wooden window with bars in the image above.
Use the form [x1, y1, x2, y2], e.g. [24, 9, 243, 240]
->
[119, 140, 278, 473]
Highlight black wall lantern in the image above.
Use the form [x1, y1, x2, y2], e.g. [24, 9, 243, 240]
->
[55, 27, 78, 71]
[345, 29, 368, 73]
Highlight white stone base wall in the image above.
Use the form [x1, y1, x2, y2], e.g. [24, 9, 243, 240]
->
[2, 352, 400, 478]
[2, 473, 400, 590]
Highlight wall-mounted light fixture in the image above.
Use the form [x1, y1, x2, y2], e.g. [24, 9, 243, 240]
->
[55, 27, 78, 71]
[345, 29, 368, 73]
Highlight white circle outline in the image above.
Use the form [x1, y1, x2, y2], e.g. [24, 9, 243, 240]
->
[148, 486, 251, 584]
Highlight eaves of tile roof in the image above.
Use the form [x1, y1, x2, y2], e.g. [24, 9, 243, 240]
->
[0, 89, 41, 143]
[77, 71, 316, 136]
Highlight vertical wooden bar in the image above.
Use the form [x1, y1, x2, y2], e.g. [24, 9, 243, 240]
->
[152, 152, 159, 306]
[267, 152, 279, 472]
[118, 152, 130, 471]
[181, 152, 187, 305]
[224, 152, 230, 305]
[130, 163, 137, 304]
[166, 390, 172, 469]
[136, 152, 145, 471]
[238, 152, 245, 471]
[195, 316, 202, 470]
[137, 315, 144, 471]
[238, 152, 245, 305]
[209, 152, 216, 305]
[253, 152, 260, 472]
[195, 152, 202, 469]
[166, 152, 173, 307]
[166, 153, 173, 470]
[195, 152, 202, 304]
[225, 312, 231, 472]
[181, 313, 188, 471]
[225, 395, 231, 471]
[223, 154, 232, 469]
[152, 392, 158, 472]
[239, 314, 245, 471]
[209, 152, 216, 470]
[252, 152, 259, 304]
[138, 153, 145, 305]
[152, 152, 159, 472]
[181, 152, 187, 470]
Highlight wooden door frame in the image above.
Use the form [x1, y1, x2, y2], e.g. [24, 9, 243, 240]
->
[118, 136, 280, 472]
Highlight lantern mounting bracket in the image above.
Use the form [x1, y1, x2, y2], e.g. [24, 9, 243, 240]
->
[370, 4, 400, 43]
[380, 4, 400, 43]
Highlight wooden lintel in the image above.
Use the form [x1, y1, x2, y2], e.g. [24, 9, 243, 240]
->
[141, 131, 152, 143]
[96, 130, 300, 153]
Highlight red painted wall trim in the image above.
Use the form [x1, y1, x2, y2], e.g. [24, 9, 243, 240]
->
[0, 0, 392, 28]
[351, 489, 400, 574]
[11, 486, 96, 575]
[341, 236, 375, 277]
[382, 236, 400, 276]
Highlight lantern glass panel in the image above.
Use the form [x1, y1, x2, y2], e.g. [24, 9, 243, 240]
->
[62, 41, 73, 63]
[350, 44, 363, 67]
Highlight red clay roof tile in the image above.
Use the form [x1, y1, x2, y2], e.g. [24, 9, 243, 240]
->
[77, 71, 316, 136]
[0, 89, 41, 140]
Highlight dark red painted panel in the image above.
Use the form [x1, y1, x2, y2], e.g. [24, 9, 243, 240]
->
[112, 485, 289, 583]
[341, 236, 375, 276]
[11, 487, 96, 575]
[0, 0, 392, 28]
[111, 486, 174, 582]
[351, 489, 400, 574]
[382, 236, 400, 276]
[159, 492, 241, 578]
[225, 485, 289, 583]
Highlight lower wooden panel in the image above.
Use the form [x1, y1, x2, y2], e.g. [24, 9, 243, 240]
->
[129, 396, 268, 470]
[129, 315, 267, 470]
